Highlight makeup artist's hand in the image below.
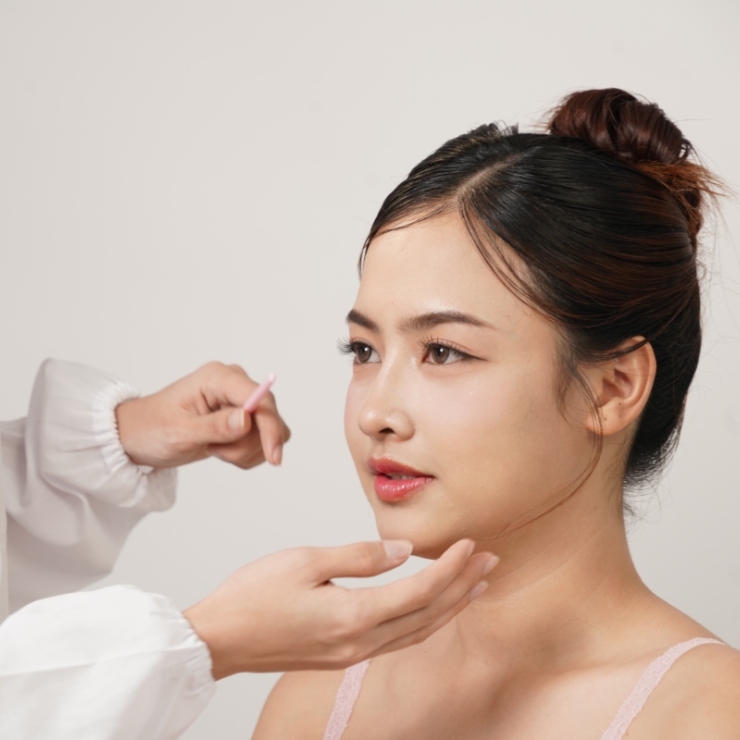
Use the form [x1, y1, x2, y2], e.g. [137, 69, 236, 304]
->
[115, 362, 290, 469]
[183, 538, 498, 679]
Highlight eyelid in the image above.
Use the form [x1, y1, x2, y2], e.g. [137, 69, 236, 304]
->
[420, 336, 476, 362]
[339, 338, 381, 364]
[340, 337, 377, 351]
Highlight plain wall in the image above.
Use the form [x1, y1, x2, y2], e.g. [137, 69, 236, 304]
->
[1, 0, 739, 736]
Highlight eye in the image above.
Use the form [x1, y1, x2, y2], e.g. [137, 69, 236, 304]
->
[353, 343, 376, 364]
[339, 339, 380, 364]
[423, 341, 471, 365]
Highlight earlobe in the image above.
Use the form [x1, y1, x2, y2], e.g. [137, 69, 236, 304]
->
[583, 338, 656, 437]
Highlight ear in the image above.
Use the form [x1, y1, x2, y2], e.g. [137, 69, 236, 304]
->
[580, 338, 656, 437]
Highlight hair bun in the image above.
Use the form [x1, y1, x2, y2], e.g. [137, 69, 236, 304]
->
[548, 88, 719, 243]
[548, 88, 689, 167]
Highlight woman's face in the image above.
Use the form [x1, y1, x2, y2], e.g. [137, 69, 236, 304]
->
[344, 211, 595, 558]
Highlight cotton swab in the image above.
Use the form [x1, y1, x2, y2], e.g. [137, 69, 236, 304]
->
[243, 373, 276, 414]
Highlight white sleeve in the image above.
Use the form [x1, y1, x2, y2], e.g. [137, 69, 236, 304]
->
[0, 586, 215, 739]
[1, 358, 178, 613]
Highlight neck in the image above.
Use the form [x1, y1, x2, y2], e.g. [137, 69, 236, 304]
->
[460, 474, 651, 668]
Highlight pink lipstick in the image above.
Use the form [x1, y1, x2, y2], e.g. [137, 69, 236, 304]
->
[368, 458, 434, 503]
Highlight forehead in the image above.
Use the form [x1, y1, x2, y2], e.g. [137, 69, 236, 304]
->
[355, 211, 525, 328]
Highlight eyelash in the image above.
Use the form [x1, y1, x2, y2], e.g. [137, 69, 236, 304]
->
[421, 336, 472, 362]
[338, 337, 475, 364]
[338, 338, 358, 356]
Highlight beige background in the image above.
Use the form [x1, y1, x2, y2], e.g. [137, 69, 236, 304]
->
[1, 0, 739, 736]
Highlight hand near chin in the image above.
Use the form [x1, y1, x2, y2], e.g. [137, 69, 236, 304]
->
[183, 539, 498, 679]
[115, 361, 290, 469]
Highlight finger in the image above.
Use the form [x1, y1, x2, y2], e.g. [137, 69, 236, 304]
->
[186, 405, 255, 448]
[350, 539, 477, 623]
[266, 420, 291, 465]
[309, 540, 415, 583]
[365, 579, 486, 658]
[327, 549, 495, 666]
[242, 373, 276, 413]
[251, 393, 290, 465]
[207, 429, 268, 468]
[196, 362, 258, 410]
[195, 364, 289, 465]
[371, 550, 495, 632]
[207, 417, 289, 469]
[208, 443, 266, 469]
[352, 551, 497, 655]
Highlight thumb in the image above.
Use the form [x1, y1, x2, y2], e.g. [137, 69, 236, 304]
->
[190, 406, 254, 447]
[312, 540, 413, 582]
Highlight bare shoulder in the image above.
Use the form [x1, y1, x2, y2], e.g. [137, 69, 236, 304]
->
[673, 643, 740, 736]
[635, 641, 740, 739]
[252, 668, 345, 740]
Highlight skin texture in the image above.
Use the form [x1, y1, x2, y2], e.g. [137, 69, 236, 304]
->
[182, 538, 496, 679]
[253, 212, 740, 738]
[115, 361, 497, 680]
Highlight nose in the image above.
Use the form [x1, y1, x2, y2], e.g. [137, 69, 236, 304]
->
[357, 363, 415, 441]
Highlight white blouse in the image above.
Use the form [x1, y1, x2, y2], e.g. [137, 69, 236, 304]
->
[0, 359, 215, 738]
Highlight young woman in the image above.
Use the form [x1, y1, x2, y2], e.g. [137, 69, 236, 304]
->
[254, 88, 740, 738]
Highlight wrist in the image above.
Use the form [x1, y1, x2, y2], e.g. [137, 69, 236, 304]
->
[115, 396, 152, 466]
[182, 604, 236, 681]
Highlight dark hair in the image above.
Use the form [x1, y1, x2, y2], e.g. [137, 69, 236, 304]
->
[361, 88, 720, 496]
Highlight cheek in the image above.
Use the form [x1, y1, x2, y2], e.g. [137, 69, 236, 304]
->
[420, 368, 549, 449]
[344, 380, 365, 461]
[419, 367, 587, 504]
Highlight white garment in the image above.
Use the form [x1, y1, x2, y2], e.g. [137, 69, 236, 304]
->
[0, 359, 215, 738]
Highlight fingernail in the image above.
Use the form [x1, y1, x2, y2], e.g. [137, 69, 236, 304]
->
[273, 445, 283, 466]
[482, 555, 500, 576]
[382, 540, 413, 561]
[228, 409, 245, 432]
[469, 581, 489, 600]
[462, 539, 476, 558]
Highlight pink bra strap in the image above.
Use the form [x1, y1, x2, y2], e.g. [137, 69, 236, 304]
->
[601, 637, 724, 740]
[323, 659, 371, 740]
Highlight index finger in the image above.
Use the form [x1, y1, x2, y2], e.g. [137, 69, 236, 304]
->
[356, 539, 477, 623]
[198, 365, 288, 462]
[196, 363, 260, 410]
[252, 393, 290, 465]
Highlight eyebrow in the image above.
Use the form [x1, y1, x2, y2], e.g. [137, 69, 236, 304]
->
[346, 308, 495, 333]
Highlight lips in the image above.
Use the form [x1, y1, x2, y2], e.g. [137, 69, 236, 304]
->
[368, 457, 434, 502]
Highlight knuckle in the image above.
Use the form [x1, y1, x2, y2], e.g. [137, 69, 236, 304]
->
[261, 391, 278, 412]
[201, 360, 226, 376]
[328, 605, 363, 643]
[162, 425, 189, 455]
[211, 419, 232, 442]
[406, 620, 436, 646]
[411, 628, 432, 646]
[236, 453, 263, 470]
[335, 643, 363, 668]
[226, 363, 248, 377]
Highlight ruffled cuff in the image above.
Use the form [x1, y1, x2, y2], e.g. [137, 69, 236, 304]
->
[29, 358, 177, 512]
[92, 374, 153, 474]
[0, 586, 216, 739]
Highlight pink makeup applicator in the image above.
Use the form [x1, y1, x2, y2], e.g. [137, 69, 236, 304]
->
[243, 373, 276, 414]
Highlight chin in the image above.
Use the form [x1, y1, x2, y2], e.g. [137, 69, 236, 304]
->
[372, 508, 463, 560]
